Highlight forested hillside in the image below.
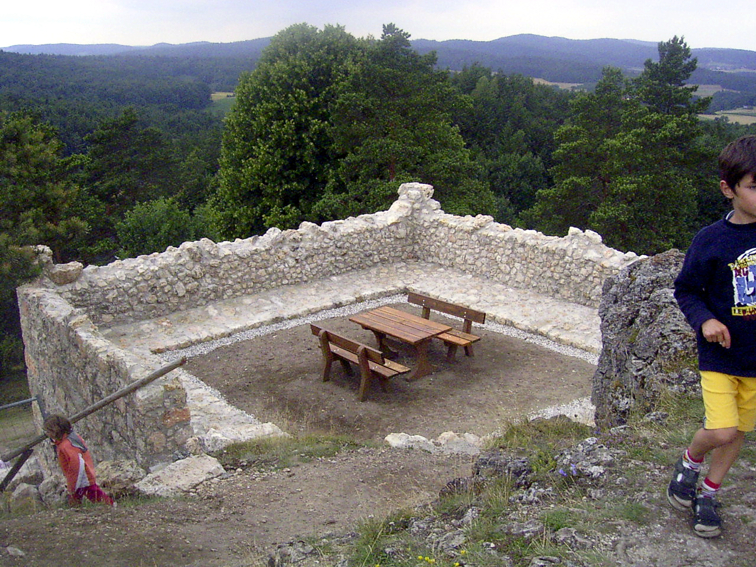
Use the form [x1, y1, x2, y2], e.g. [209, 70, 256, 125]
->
[2, 25, 756, 386]
[7, 33, 756, 110]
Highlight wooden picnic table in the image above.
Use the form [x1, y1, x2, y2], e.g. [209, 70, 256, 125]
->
[348, 306, 452, 381]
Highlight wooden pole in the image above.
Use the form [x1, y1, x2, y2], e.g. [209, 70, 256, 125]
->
[1, 357, 186, 464]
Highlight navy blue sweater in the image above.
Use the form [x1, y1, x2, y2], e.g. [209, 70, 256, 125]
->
[674, 217, 756, 377]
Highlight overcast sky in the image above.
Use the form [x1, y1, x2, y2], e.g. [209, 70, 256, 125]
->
[3, 0, 755, 52]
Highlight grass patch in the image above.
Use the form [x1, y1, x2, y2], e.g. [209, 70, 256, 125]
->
[212, 433, 374, 471]
[488, 415, 593, 452]
[332, 402, 715, 566]
[0, 370, 30, 405]
[209, 92, 235, 115]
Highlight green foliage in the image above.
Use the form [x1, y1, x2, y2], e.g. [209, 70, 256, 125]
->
[0, 51, 214, 154]
[0, 111, 87, 259]
[317, 24, 496, 219]
[451, 67, 573, 224]
[214, 24, 360, 238]
[214, 23, 496, 239]
[115, 198, 200, 258]
[0, 111, 85, 375]
[524, 38, 709, 254]
[633, 36, 711, 116]
[72, 108, 187, 262]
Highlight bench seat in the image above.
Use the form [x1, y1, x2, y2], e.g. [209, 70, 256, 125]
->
[407, 292, 486, 361]
[311, 323, 410, 401]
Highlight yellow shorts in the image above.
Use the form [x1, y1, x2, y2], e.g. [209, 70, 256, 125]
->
[701, 371, 756, 432]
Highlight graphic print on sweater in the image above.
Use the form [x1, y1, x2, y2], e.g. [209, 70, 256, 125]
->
[731, 247, 756, 318]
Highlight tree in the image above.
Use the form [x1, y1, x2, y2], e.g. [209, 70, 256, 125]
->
[214, 24, 361, 238]
[0, 111, 86, 260]
[315, 24, 495, 219]
[450, 66, 572, 224]
[523, 55, 703, 254]
[522, 67, 630, 236]
[213, 24, 496, 239]
[0, 111, 86, 375]
[115, 197, 200, 258]
[75, 107, 183, 262]
[633, 36, 710, 116]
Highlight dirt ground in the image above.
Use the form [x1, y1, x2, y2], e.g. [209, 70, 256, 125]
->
[0, 305, 596, 567]
[186, 305, 595, 441]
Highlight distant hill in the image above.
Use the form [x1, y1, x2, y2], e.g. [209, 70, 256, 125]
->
[2, 39, 272, 59]
[5, 34, 755, 74]
[3, 34, 756, 109]
[2, 43, 137, 56]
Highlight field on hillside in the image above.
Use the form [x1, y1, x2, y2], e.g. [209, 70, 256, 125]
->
[210, 92, 236, 114]
[702, 107, 756, 124]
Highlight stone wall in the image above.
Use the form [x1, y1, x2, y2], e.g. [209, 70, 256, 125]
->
[17, 183, 639, 469]
[48, 183, 638, 327]
[17, 288, 191, 472]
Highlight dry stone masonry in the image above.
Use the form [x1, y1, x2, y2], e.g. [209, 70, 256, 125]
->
[17, 183, 640, 476]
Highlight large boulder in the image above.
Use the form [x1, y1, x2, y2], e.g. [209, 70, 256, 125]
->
[591, 250, 699, 427]
[96, 460, 147, 498]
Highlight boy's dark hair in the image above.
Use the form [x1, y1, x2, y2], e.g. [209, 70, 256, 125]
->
[719, 135, 756, 190]
[43, 414, 72, 441]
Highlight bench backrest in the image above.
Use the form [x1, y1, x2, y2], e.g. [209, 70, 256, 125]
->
[407, 292, 486, 324]
[310, 324, 385, 364]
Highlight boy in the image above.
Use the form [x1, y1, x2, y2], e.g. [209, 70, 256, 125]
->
[668, 135, 756, 537]
[43, 414, 114, 507]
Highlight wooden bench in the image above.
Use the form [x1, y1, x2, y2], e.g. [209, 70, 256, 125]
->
[407, 292, 486, 362]
[310, 324, 410, 402]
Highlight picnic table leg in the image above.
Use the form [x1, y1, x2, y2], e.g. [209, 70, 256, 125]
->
[445, 344, 459, 363]
[371, 330, 398, 357]
[406, 339, 434, 381]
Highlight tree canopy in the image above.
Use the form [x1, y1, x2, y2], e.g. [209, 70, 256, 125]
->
[0, 111, 86, 373]
[213, 23, 496, 240]
[523, 38, 710, 253]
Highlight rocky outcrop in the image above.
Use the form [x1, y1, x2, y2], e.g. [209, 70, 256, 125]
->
[591, 250, 699, 427]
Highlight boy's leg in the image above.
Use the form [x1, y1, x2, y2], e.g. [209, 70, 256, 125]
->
[706, 431, 745, 485]
[667, 371, 740, 511]
[691, 431, 744, 538]
[687, 425, 741, 467]
[688, 372, 756, 538]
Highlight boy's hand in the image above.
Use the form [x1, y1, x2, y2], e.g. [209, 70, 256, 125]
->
[701, 319, 731, 349]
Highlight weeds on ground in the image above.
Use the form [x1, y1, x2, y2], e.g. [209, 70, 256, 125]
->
[336, 391, 742, 567]
[213, 434, 375, 472]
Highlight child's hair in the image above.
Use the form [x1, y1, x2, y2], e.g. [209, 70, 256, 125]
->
[43, 414, 73, 441]
[719, 135, 756, 190]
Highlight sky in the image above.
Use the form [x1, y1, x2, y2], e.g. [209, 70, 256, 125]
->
[3, 0, 755, 52]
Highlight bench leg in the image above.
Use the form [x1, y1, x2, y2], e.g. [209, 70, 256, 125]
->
[357, 370, 372, 402]
[339, 359, 354, 376]
[321, 358, 332, 382]
[464, 344, 475, 357]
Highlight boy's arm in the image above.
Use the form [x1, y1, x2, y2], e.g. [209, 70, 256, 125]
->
[674, 266, 717, 332]
[674, 239, 731, 348]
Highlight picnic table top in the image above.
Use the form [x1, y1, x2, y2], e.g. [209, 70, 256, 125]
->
[349, 306, 451, 346]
